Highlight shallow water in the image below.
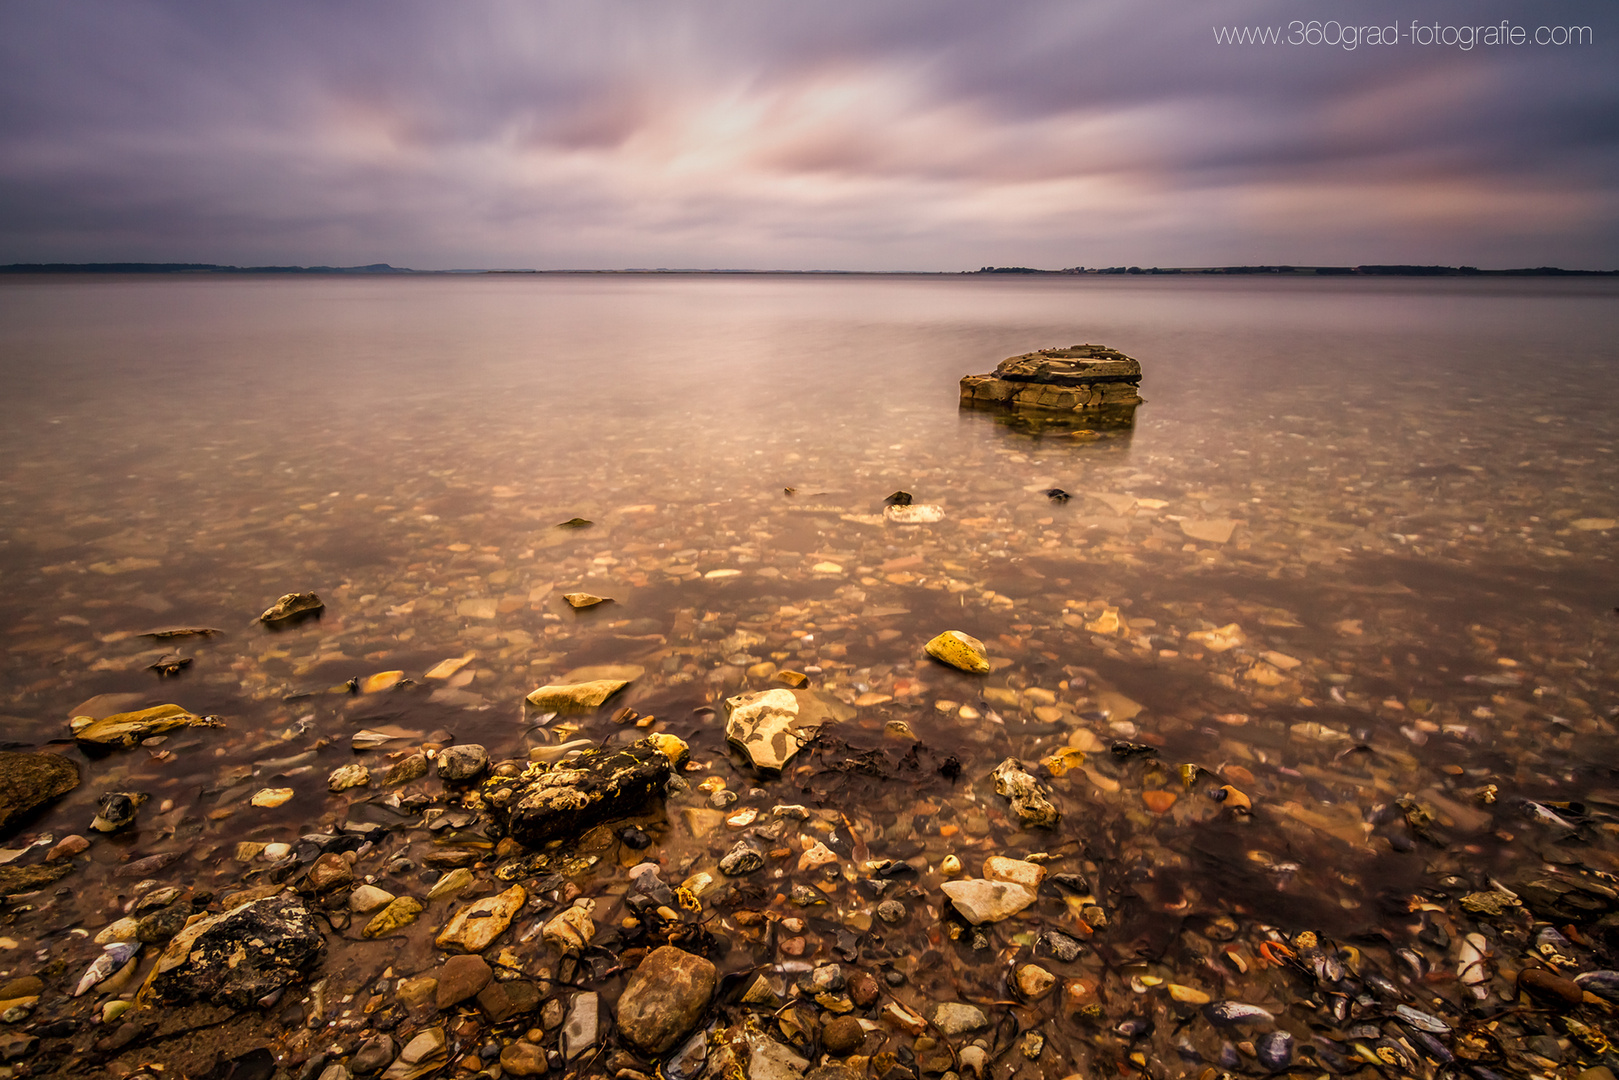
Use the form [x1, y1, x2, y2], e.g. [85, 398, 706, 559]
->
[2, 273, 1618, 1076]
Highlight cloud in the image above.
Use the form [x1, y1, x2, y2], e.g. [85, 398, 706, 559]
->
[0, 0, 1614, 268]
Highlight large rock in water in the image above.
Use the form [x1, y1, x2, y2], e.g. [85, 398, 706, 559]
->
[616, 946, 718, 1054]
[960, 344, 1142, 424]
[0, 752, 80, 837]
[496, 738, 672, 846]
[141, 893, 325, 1007]
[71, 704, 223, 749]
[724, 689, 853, 772]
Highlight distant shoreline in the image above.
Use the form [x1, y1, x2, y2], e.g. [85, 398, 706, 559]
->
[1, 261, 1615, 277]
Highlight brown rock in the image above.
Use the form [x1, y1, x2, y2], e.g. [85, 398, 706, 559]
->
[500, 1041, 548, 1077]
[616, 945, 718, 1054]
[848, 971, 879, 1008]
[304, 852, 353, 891]
[1519, 967, 1583, 1007]
[477, 979, 541, 1022]
[821, 1015, 864, 1055]
[437, 954, 493, 1009]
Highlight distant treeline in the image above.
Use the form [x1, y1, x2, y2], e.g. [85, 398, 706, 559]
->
[976, 264, 1618, 277]
[0, 262, 413, 274]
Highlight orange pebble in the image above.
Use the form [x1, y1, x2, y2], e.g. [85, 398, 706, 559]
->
[1224, 765, 1255, 785]
[1142, 790, 1178, 814]
[939, 823, 959, 837]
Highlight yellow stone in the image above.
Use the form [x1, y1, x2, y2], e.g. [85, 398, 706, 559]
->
[359, 670, 404, 693]
[250, 787, 294, 808]
[1262, 651, 1302, 670]
[1168, 983, 1210, 1005]
[645, 733, 690, 767]
[425, 656, 474, 680]
[1040, 746, 1086, 778]
[775, 670, 808, 688]
[562, 592, 609, 609]
[525, 679, 630, 712]
[1084, 608, 1124, 635]
[1188, 623, 1245, 652]
[363, 897, 424, 938]
[1573, 518, 1616, 531]
[924, 630, 990, 673]
[811, 562, 843, 574]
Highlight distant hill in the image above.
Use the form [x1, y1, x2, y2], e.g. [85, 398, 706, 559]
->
[975, 264, 1618, 277]
[0, 262, 414, 274]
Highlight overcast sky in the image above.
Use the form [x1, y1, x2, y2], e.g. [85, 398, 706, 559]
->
[1, 0, 1613, 270]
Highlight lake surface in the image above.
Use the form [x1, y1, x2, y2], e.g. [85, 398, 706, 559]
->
[2, 273, 1618, 1076]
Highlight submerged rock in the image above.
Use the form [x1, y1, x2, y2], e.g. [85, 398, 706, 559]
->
[924, 630, 990, 673]
[940, 878, 1038, 924]
[436, 884, 525, 952]
[991, 758, 1059, 827]
[0, 863, 72, 896]
[71, 704, 223, 749]
[495, 738, 673, 846]
[141, 893, 325, 1008]
[525, 678, 630, 712]
[562, 592, 610, 609]
[436, 744, 489, 781]
[724, 688, 852, 772]
[616, 945, 717, 1055]
[0, 752, 80, 837]
[959, 344, 1143, 424]
[260, 591, 325, 624]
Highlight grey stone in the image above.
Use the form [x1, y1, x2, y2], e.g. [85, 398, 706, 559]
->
[719, 842, 764, 876]
[931, 1002, 989, 1035]
[436, 744, 489, 782]
[562, 991, 598, 1060]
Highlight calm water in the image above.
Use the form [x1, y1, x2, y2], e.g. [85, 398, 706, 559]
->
[3, 273, 1618, 1073]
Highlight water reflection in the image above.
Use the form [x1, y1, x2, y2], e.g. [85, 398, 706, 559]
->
[1, 273, 1617, 1076]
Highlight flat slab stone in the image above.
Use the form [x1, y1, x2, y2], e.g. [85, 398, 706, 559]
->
[724, 689, 853, 772]
[961, 344, 1142, 422]
[525, 679, 630, 713]
[436, 884, 526, 952]
[71, 704, 223, 749]
[0, 752, 80, 836]
[941, 878, 1038, 924]
[140, 894, 325, 1008]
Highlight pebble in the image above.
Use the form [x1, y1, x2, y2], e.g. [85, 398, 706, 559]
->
[932, 1003, 989, 1035]
[436, 954, 493, 1009]
[821, 1015, 864, 1055]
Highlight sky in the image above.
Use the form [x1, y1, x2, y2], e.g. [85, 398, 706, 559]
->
[0, 0, 1614, 271]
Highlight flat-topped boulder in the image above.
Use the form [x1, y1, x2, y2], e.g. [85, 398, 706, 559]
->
[960, 344, 1142, 423]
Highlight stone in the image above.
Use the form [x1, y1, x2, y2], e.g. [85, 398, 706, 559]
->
[798, 841, 837, 872]
[724, 688, 852, 772]
[500, 1041, 548, 1076]
[616, 945, 718, 1055]
[562, 592, 609, 608]
[1519, 967, 1583, 1006]
[46, 833, 90, 861]
[352, 1036, 395, 1075]
[328, 764, 371, 792]
[140, 894, 325, 1008]
[1015, 964, 1056, 1000]
[260, 591, 325, 623]
[436, 954, 492, 1009]
[436, 884, 525, 952]
[252, 787, 295, 808]
[350, 884, 395, 913]
[426, 867, 473, 900]
[982, 856, 1045, 889]
[931, 1002, 989, 1035]
[400, 1028, 446, 1063]
[940, 879, 1038, 924]
[0, 752, 80, 836]
[541, 902, 596, 952]
[436, 744, 489, 782]
[384, 754, 428, 786]
[991, 759, 1059, 828]
[499, 739, 673, 846]
[525, 679, 630, 713]
[71, 704, 222, 749]
[363, 896, 423, 938]
[876, 900, 906, 924]
[476, 978, 540, 1022]
[848, 971, 879, 1007]
[923, 631, 990, 673]
[720, 842, 765, 876]
[90, 790, 146, 832]
[959, 344, 1142, 424]
[562, 991, 599, 1060]
[885, 504, 945, 524]
[1180, 519, 1238, 545]
[821, 1015, 864, 1055]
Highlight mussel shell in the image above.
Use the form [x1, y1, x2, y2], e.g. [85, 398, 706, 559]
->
[1395, 1003, 1451, 1033]
[1257, 1030, 1295, 1071]
[665, 1026, 710, 1080]
[1575, 970, 1619, 1002]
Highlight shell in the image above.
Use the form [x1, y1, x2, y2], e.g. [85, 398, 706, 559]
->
[1395, 1004, 1450, 1033]
[1257, 1030, 1294, 1071]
